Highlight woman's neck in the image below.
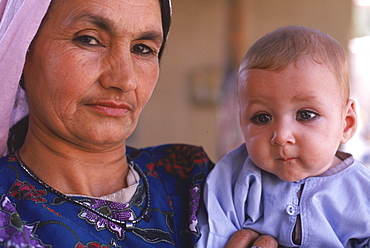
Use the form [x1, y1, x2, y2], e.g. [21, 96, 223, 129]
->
[18, 129, 129, 197]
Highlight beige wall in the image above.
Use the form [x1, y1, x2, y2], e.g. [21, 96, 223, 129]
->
[127, 0, 353, 162]
[241, 0, 353, 58]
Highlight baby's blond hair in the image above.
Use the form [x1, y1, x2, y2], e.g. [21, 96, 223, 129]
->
[239, 26, 349, 100]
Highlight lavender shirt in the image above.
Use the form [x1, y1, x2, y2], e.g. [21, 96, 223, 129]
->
[198, 144, 370, 248]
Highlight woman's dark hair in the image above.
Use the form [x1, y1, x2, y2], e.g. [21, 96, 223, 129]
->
[7, 115, 29, 154]
[7, 0, 172, 154]
[158, 0, 172, 60]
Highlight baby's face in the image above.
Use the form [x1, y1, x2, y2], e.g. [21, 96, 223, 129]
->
[238, 60, 350, 182]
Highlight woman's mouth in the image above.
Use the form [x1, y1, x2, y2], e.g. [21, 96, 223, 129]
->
[87, 102, 132, 117]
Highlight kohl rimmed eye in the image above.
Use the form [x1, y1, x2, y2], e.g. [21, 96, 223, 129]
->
[74, 35, 101, 47]
[296, 110, 319, 121]
[251, 113, 272, 125]
[131, 44, 157, 56]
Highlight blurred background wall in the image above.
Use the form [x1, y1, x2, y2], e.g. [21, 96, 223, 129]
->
[127, 0, 370, 164]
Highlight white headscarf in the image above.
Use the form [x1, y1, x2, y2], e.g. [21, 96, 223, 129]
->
[0, 0, 51, 156]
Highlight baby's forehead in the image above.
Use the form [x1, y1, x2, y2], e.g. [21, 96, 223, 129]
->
[239, 52, 349, 99]
[238, 61, 344, 102]
[239, 59, 339, 87]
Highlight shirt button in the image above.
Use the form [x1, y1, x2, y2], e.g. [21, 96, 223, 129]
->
[286, 204, 300, 216]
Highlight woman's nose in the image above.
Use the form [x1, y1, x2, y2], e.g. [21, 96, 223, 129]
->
[99, 51, 137, 92]
[270, 120, 296, 146]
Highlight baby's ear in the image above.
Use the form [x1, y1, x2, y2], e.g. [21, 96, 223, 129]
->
[341, 99, 357, 144]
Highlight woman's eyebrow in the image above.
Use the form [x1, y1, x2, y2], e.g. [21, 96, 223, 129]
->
[70, 13, 163, 42]
[70, 14, 114, 33]
[136, 32, 163, 44]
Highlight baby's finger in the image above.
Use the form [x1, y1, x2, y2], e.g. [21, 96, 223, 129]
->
[224, 229, 259, 248]
[250, 235, 278, 248]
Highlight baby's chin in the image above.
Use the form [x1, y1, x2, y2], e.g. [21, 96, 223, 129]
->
[264, 168, 310, 182]
[275, 170, 322, 182]
[279, 175, 306, 183]
[256, 158, 322, 182]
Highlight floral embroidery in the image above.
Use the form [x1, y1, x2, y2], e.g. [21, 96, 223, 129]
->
[0, 195, 49, 247]
[78, 199, 133, 240]
[188, 185, 201, 235]
[167, 195, 174, 211]
[75, 241, 110, 248]
[9, 180, 47, 203]
[146, 163, 159, 179]
[7, 155, 16, 162]
[42, 204, 62, 217]
[156, 145, 209, 178]
[0, 144, 211, 247]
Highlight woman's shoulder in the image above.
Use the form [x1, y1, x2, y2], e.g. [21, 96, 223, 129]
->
[0, 154, 17, 164]
[127, 143, 210, 159]
[127, 143, 214, 172]
[0, 154, 24, 196]
[126, 144, 214, 246]
[0, 154, 19, 177]
[127, 143, 213, 185]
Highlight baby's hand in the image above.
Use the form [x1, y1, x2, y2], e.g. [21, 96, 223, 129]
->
[224, 229, 278, 248]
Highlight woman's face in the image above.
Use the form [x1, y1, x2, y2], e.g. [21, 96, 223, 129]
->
[23, 0, 163, 149]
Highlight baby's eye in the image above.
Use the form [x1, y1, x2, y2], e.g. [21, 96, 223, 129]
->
[296, 110, 318, 121]
[132, 44, 156, 56]
[74, 35, 101, 46]
[251, 113, 272, 125]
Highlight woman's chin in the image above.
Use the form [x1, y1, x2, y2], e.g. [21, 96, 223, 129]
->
[69, 125, 133, 149]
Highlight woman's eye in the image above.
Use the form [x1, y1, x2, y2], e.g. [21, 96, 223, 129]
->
[296, 110, 318, 121]
[74, 35, 100, 46]
[132, 44, 156, 56]
[251, 113, 272, 125]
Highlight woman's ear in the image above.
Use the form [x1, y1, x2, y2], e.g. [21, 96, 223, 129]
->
[341, 99, 357, 144]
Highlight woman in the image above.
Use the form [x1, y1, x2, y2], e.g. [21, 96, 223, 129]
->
[0, 0, 278, 247]
[0, 0, 212, 247]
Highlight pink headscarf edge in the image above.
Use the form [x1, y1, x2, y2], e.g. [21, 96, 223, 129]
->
[0, 0, 51, 156]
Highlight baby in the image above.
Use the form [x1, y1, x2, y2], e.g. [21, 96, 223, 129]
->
[198, 26, 370, 247]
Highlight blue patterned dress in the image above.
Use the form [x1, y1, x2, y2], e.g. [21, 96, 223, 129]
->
[0, 144, 213, 247]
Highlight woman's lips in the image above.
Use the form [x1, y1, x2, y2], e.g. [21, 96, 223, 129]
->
[87, 102, 132, 117]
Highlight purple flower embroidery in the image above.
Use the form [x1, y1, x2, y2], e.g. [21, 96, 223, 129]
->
[78, 199, 133, 240]
[0, 195, 49, 247]
[188, 184, 201, 234]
